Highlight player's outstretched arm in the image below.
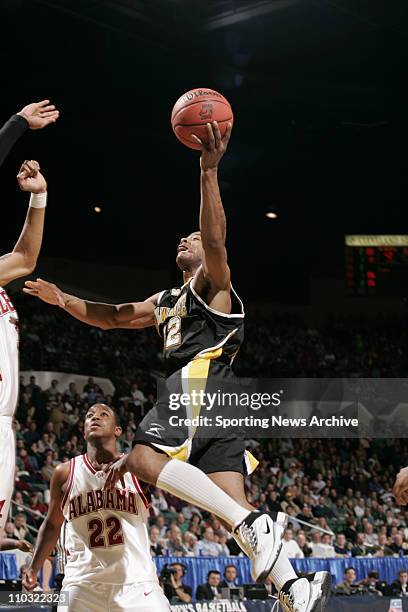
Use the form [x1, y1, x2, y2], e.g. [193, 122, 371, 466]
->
[0, 100, 59, 169]
[24, 279, 159, 330]
[0, 161, 48, 287]
[191, 122, 232, 311]
[22, 462, 68, 591]
[0, 538, 32, 552]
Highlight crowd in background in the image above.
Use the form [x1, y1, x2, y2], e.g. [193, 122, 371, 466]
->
[17, 296, 408, 378]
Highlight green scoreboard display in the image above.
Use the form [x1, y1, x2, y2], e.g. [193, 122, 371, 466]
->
[345, 235, 408, 297]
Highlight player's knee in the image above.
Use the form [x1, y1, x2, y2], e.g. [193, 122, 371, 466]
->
[128, 444, 169, 485]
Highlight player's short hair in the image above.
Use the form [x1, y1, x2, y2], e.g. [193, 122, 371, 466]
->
[86, 403, 120, 426]
[207, 570, 221, 580]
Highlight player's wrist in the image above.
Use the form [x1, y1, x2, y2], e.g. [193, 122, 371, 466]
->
[201, 166, 218, 175]
[29, 191, 47, 208]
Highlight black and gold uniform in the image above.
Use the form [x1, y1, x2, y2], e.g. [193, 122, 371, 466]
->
[135, 279, 258, 475]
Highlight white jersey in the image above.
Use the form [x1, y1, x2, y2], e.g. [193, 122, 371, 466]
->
[0, 287, 19, 418]
[61, 454, 158, 586]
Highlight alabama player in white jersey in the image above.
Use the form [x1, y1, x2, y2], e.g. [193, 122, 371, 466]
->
[23, 403, 171, 612]
[0, 158, 50, 537]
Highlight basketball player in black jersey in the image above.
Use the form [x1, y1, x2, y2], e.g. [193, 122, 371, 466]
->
[25, 121, 330, 611]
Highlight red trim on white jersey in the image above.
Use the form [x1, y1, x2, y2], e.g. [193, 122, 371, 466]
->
[83, 454, 97, 475]
[60, 457, 76, 511]
[131, 474, 149, 509]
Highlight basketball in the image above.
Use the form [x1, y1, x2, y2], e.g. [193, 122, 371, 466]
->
[171, 88, 234, 150]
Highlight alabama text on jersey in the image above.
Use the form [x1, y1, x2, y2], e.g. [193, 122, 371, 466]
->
[61, 454, 157, 585]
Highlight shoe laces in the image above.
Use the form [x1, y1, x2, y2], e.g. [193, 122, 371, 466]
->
[278, 589, 295, 612]
[271, 598, 285, 612]
[238, 521, 258, 557]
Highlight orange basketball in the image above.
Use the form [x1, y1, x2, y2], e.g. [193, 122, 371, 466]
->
[171, 88, 234, 150]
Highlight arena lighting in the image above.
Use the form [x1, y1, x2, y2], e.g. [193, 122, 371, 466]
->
[204, 0, 299, 31]
[266, 212, 278, 219]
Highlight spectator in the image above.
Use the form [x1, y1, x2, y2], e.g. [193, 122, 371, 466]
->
[183, 531, 198, 556]
[391, 570, 408, 597]
[361, 570, 385, 596]
[220, 564, 240, 588]
[13, 514, 34, 545]
[352, 533, 370, 557]
[282, 528, 304, 559]
[154, 514, 167, 539]
[334, 533, 350, 557]
[41, 451, 54, 483]
[311, 533, 336, 558]
[166, 525, 188, 557]
[196, 570, 222, 601]
[162, 563, 192, 604]
[45, 379, 60, 403]
[149, 526, 165, 556]
[194, 527, 223, 557]
[335, 567, 358, 596]
[296, 532, 313, 558]
[373, 533, 394, 557]
[389, 533, 408, 556]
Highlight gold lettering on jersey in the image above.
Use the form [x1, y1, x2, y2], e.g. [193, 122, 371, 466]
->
[155, 293, 187, 326]
[68, 488, 140, 520]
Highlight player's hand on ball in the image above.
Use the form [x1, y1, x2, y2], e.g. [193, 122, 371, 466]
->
[17, 160, 47, 194]
[18, 99, 59, 130]
[393, 467, 408, 505]
[191, 121, 232, 171]
[24, 279, 66, 307]
[22, 567, 38, 591]
[17, 540, 33, 553]
[103, 455, 128, 491]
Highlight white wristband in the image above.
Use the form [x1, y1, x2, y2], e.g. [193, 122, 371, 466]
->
[29, 192, 47, 209]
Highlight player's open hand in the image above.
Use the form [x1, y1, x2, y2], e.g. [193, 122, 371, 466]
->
[191, 121, 232, 171]
[22, 567, 38, 591]
[24, 279, 66, 307]
[103, 455, 128, 491]
[16, 540, 33, 553]
[393, 466, 408, 505]
[18, 100, 59, 130]
[17, 160, 47, 194]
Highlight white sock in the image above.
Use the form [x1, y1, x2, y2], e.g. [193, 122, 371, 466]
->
[157, 459, 249, 528]
[269, 552, 298, 591]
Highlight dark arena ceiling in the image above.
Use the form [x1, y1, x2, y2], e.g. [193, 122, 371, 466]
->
[0, 0, 407, 300]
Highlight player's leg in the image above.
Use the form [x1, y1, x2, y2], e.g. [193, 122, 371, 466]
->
[201, 442, 331, 612]
[207, 470, 253, 510]
[0, 419, 16, 538]
[132, 376, 310, 586]
[207, 471, 301, 591]
[58, 582, 110, 612]
[113, 582, 171, 612]
[130, 443, 250, 530]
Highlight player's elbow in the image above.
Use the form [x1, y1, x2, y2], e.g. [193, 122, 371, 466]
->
[98, 319, 116, 331]
[23, 260, 37, 275]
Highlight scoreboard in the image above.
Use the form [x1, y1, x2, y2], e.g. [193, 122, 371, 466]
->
[345, 235, 408, 297]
